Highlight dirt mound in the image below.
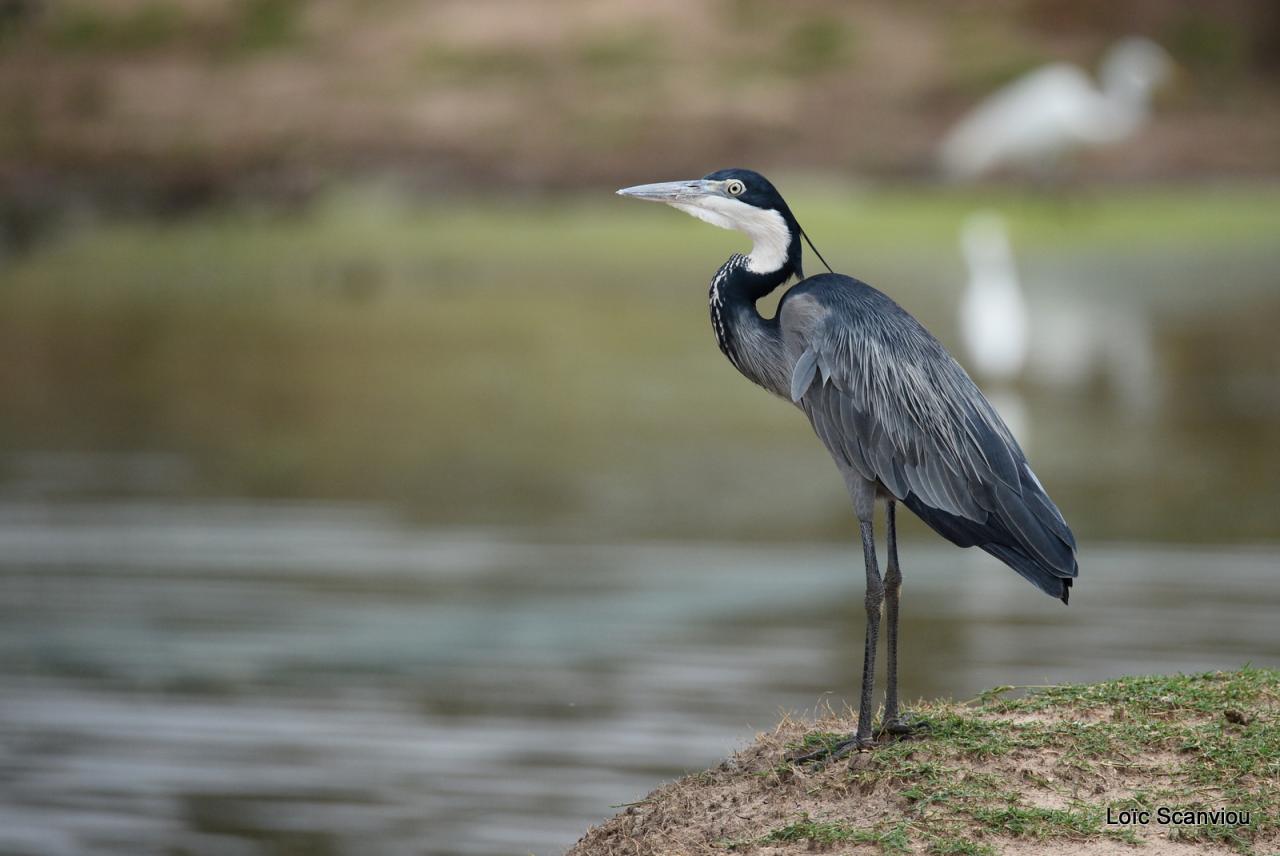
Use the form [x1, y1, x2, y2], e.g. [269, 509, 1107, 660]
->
[569, 669, 1278, 855]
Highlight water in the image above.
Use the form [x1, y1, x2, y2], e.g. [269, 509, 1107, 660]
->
[1, 499, 1278, 855]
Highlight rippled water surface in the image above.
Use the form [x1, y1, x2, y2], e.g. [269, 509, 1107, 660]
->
[2, 500, 1278, 855]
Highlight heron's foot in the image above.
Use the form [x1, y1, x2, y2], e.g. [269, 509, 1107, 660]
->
[879, 712, 930, 739]
[789, 732, 876, 765]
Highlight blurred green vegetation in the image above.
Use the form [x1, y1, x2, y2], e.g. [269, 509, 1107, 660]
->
[576, 29, 665, 77]
[233, 0, 303, 53]
[416, 44, 553, 84]
[778, 15, 855, 78]
[943, 15, 1050, 96]
[46, 2, 184, 53]
[24, 0, 302, 56]
[1, 184, 1279, 542]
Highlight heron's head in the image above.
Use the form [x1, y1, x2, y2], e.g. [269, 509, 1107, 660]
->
[616, 168, 805, 279]
[1100, 37, 1173, 102]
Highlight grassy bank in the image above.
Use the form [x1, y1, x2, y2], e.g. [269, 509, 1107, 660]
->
[570, 669, 1279, 855]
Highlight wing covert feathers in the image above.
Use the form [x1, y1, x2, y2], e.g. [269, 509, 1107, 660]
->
[779, 275, 1078, 602]
[790, 347, 818, 402]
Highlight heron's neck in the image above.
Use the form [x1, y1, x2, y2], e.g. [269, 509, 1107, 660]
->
[709, 254, 791, 397]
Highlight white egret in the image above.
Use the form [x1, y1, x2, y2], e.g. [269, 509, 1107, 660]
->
[940, 37, 1173, 181]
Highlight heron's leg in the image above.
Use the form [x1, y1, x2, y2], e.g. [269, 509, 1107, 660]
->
[880, 501, 911, 737]
[853, 516, 884, 745]
[792, 483, 882, 763]
[882, 499, 926, 736]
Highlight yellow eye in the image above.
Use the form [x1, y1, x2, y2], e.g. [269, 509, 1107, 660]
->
[726, 179, 745, 196]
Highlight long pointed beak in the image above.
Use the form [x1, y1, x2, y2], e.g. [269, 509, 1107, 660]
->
[616, 179, 718, 203]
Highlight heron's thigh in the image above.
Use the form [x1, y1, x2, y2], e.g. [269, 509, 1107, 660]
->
[842, 471, 878, 524]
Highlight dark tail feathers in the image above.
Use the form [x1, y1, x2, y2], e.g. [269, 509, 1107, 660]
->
[981, 542, 1075, 604]
[903, 491, 1077, 604]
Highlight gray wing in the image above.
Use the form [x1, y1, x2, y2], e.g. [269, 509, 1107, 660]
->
[780, 276, 1077, 599]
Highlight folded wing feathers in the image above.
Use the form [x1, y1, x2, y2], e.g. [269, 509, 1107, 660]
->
[784, 284, 1076, 585]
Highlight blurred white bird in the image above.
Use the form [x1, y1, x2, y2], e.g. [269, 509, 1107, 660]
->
[957, 211, 1163, 421]
[957, 211, 1029, 439]
[940, 37, 1173, 181]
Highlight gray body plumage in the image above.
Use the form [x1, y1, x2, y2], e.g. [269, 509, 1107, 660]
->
[705, 232, 1076, 603]
[778, 274, 1077, 601]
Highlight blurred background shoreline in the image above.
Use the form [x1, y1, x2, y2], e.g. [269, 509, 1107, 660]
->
[2, 2, 1279, 855]
[2, 0, 1280, 226]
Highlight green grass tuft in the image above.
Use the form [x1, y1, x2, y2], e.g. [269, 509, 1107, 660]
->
[786, 730, 847, 754]
[925, 837, 995, 856]
[765, 814, 911, 853]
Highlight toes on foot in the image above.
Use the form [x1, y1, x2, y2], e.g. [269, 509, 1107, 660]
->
[881, 714, 929, 737]
[790, 734, 875, 764]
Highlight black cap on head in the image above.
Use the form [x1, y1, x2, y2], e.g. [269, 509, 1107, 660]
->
[702, 168, 831, 279]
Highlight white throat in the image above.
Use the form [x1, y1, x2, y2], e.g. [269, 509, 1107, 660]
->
[670, 197, 792, 275]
